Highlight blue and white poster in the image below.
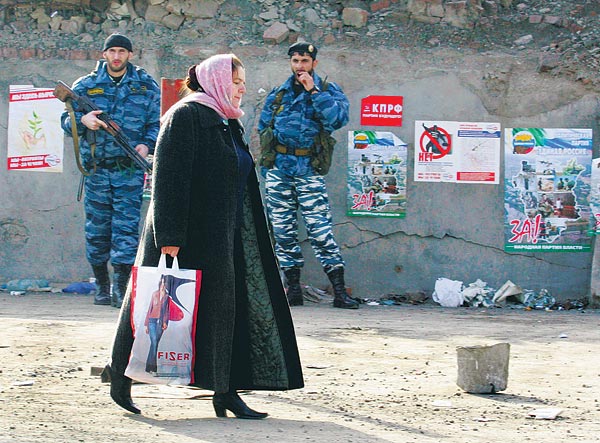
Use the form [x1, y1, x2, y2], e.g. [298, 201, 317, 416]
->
[347, 131, 407, 217]
[504, 128, 593, 252]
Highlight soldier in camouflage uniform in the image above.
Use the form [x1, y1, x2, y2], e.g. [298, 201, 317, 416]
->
[60, 34, 160, 308]
[257, 42, 358, 309]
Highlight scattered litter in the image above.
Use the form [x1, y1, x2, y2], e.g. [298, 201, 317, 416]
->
[528, 408, 563, 420]
[432, 277, 464, 307]
[9, 291, 25, 296]
[375, 292, 429, 305]
[13, 380, 35, 386]
[523, 288, 556, 310]
[558, 333, 568, 339]
[1, 279, 51, 292]
[493, 280, 523, 306]
[462, 279, 495, 308]
[431, 399, 453, 407]
[287, 277, 585, 311]
[62, 282, 96, 294]
[555, 299, 587, 311]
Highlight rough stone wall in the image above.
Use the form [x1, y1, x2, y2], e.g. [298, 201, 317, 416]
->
[0, 0, 524, 36]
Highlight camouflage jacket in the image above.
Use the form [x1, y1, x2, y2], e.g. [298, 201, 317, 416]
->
[60, 60, 160, 163]
[257, 72, 349, 175]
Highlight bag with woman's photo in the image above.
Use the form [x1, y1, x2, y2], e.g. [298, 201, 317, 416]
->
[124, 254, 202, 385]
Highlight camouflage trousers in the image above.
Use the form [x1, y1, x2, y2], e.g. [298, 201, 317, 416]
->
[83, 167, 145, 266]
[265, 167, 344, 271]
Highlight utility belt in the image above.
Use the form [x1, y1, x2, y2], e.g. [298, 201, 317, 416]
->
[86, 156, 134, 171]
[275, 144, 312, 157]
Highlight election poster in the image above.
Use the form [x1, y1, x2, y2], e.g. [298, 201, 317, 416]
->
[504, 128, 593, 252]
[590, 158, 600, 236]
[414, 120, 501, 183]
[347, 131, 408, 217]
[7, 85, 65, 172]
[360, 96, 403, 127]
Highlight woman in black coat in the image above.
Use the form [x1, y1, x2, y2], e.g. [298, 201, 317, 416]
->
[106, 54, 304, 418]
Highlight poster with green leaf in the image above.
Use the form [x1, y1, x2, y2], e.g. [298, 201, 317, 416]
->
[7, 86, 65, 172]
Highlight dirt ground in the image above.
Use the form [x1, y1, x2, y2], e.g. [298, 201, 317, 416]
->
[1, 292, 599, 443]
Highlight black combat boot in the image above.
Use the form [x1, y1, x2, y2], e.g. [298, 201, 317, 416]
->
[92, 263, 111, 306]
[112, 264, 132, 309]
[284, 267, 304, 306]
[327, 267, 359, 309]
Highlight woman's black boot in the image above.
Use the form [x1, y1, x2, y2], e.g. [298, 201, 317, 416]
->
[105, 364, 141, 414]
[212, 391, 268, 419]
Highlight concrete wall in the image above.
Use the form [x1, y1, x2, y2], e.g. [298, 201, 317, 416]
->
[1, 45, 599, 300]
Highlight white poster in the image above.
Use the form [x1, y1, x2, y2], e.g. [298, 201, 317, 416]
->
[414, 120, 501, 183]
[7, 85, 65, 172]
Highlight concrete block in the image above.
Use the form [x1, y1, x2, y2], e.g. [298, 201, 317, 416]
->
[457, 342, 510, 393]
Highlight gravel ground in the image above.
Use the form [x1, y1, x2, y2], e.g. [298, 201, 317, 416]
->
[1, 292, 599, 443]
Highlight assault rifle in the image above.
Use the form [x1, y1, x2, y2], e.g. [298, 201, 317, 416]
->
[53, 81, 152, 173]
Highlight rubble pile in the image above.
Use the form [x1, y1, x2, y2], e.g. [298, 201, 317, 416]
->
[0, 0, 598, 81]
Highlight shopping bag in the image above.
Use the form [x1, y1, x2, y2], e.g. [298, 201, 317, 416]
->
[125, 254, 201, 385]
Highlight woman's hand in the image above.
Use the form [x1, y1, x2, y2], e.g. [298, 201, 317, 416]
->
[161, 246, 180, 257]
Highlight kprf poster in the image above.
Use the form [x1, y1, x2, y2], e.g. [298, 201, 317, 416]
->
[347, 131, 407, 217]
[504, 128, 593, 252]
[414, 121, 501, 183]
[360, 96, 403, 127]
[7, 85, 65, 172]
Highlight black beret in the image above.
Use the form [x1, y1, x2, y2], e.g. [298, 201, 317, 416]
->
[102, 34, 133, 52]
[288, 42, 317, 59]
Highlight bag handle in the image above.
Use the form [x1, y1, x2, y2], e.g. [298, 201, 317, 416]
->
[157, 253, 180, 271]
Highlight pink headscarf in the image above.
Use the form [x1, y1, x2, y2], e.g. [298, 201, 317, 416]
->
[161, 53, 244, 123]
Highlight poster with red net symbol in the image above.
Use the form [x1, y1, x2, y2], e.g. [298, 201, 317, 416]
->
[414, 120, 501, 183]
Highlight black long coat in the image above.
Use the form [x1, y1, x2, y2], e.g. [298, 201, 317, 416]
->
[112, 102, 304, 393]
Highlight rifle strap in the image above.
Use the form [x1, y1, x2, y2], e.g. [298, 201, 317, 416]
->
[269, 89, 285, 129]
[65, 98, 95, 177]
